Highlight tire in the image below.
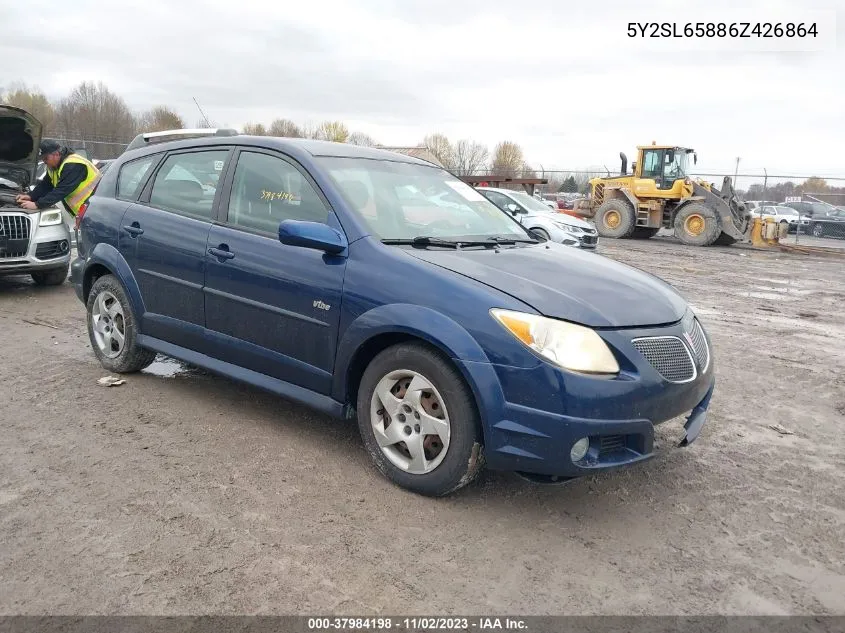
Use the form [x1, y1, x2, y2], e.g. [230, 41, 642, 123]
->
[530, 227, 550, 241]
[595, 199, 636, 239]
[31, 264, 69, 286]
[356, 342, 485, 496]
[812, 223, 824, 238]
[674, 203, 721, 246]
[632, 227, 659, 240]
[86, 274, 155, 373]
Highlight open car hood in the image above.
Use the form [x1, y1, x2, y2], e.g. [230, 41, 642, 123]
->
[0, 106, 43, 190]
[404, 242, 687, 328]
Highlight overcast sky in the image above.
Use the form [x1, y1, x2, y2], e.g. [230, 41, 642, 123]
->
[3, 0, 843, 180]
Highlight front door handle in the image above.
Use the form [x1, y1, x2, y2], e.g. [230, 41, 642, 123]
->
[208, 246, 235, 260]
[123, 223, 144, 237]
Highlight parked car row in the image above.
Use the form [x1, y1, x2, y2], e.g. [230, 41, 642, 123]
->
[744, 199, 845, 239]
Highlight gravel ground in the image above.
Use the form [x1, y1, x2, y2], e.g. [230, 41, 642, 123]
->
[0, 237, 843, 615]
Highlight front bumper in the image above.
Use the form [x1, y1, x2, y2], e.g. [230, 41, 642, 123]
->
[0, 210, 72, 275]
[458, 318, 715, 477]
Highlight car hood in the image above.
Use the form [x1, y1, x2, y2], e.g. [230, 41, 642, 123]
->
[0, 105, 43, 190]
[405, 242, 687, 328]
[528, 212, 593, 230]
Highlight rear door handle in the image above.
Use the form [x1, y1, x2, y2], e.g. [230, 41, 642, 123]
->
[123, 224, 144, 236]
[208, 247, 235, 260]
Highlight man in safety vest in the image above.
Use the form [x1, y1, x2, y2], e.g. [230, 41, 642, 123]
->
[16, 140, 101, 223]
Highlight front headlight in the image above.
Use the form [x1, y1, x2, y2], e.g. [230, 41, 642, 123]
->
[555, 222, 583, 235]
[491, 309, 620, 375]
[39, 209, 63, 226]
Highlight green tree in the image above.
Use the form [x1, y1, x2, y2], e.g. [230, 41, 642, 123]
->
[559, 175, 578, 193]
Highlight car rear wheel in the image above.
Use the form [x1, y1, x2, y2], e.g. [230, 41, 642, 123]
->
[86, 274, 156, 373]
[357, 343, 484, 496]
[31, 264, 69, 286]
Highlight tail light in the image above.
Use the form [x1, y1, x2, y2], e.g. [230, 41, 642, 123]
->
[74, 202, 89, 230]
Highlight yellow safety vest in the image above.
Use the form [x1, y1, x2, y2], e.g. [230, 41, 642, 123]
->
[48, 153, 101, 216]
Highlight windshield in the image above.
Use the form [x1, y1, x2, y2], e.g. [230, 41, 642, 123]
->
[509, 191, 556, 214]
[319, 157, 531, 241]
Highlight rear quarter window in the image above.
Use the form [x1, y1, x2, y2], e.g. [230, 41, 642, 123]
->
[117, 155, 159, 201]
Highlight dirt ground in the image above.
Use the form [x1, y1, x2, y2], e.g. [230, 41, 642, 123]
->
[1, 237, 843, 616]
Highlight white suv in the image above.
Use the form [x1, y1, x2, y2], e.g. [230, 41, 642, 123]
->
[0, 106, 72, 285]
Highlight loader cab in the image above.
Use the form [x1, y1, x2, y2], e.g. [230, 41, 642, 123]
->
[636, 146, 694, 190]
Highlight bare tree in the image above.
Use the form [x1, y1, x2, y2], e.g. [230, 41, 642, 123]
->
[347, 131, 378, 147]
[314, 121, 350, 143]
[1, 83, 56, 134]
[491, 141, 525, 178]
[53, 81, 137, 159]
[422, 133, 455, 169]
[137, 106, 184, 132]
[452, 139, 488, 176]
[242, 122, 267, 135]
[268, 118, 303, 138]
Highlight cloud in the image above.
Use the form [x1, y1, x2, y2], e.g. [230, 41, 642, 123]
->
[3, 0, 843, 178]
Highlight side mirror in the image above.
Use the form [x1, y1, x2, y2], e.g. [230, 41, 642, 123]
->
[506, 203, 520, 215]
[279, 219, 347, 254]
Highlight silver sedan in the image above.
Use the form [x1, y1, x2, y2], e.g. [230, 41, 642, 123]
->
[478, 187, 598, 249]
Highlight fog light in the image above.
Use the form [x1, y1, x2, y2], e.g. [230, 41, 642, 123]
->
[570, 437, 590, 462]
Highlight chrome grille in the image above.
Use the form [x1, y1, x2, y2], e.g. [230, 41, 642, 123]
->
[632, 336, 696, 383]
[687, 319, 710, 372]
[1, 214, 31, 240]
[0, 214, 31, 259]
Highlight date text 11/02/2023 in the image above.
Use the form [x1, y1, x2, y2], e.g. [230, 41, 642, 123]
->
[627, 22, 818, 38]
[307, 617, 528, 630]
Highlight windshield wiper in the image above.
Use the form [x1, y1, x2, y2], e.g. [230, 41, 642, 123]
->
[381, 236, 500, 248]
[486, 235, 540, 244]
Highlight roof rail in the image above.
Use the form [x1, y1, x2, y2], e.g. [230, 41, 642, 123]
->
[124, 128, 239, 153]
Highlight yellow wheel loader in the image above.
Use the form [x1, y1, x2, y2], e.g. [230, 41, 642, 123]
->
[581, 144, 750, 246]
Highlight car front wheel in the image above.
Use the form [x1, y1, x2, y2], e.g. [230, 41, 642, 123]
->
[357, 343, 485, 496]
[86, 274, 156, 373]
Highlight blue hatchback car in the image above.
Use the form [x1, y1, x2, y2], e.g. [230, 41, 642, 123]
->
[72, 133, 715, 496]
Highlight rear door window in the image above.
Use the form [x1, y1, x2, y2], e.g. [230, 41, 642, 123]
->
[148, 150, 229, 220]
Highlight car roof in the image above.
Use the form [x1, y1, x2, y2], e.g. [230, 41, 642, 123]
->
[118, 135, 436, 168]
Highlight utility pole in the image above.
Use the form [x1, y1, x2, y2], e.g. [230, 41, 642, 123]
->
[193, 97, 211, 128]
[734, 157, 741, 186]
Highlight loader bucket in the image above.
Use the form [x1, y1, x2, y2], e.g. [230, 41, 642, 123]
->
[692, 177, 749, 243]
